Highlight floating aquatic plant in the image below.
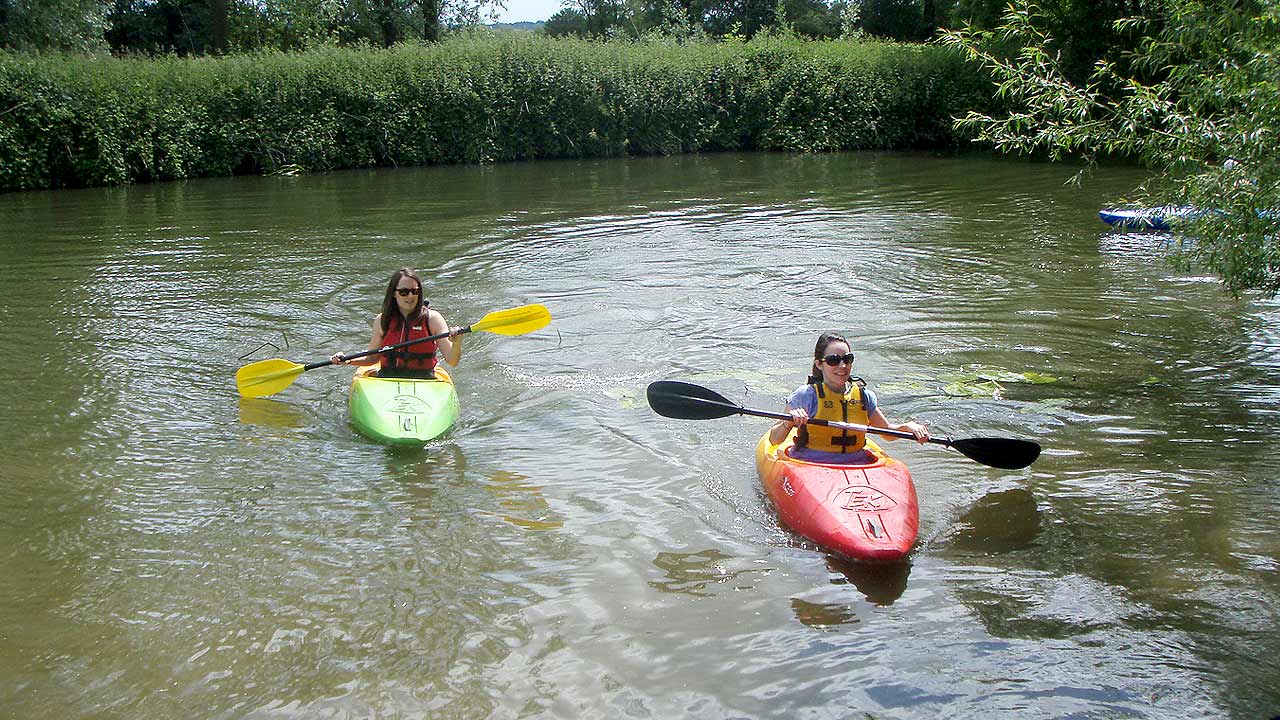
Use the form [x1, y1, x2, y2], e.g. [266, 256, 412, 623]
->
[638, 364, 1061, 407]
[943, 379, 1005, 398]
[934, 365, 1061, 400]
[605, 387, 648, 409]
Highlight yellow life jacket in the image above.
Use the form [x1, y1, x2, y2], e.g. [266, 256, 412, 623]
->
[796, 381, 869, 453]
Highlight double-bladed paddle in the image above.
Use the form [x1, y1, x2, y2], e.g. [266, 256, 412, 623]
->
[645, 380, 1041, 470]
[235, 303, 551, 398]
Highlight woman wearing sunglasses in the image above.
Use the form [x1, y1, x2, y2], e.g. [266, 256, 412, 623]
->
[329, 268, 463, 378]
[768, 332, 929, 463]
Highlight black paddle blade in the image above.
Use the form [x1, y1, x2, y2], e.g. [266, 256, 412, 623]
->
[950, 437, 1041, 470]
[646, 381, 743, 420]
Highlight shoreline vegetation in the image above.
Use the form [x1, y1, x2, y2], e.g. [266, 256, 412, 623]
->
[0, 34, 994, 193]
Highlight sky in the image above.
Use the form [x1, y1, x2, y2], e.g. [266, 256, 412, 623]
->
[493, 0, 565, 23]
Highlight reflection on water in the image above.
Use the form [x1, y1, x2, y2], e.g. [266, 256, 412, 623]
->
[790, 597, 861, 627]
[648, 548, 771, 597]
[237, 396, 304, 429]
[829, 556, 912, 607]
[479, 470, 564, 531]
[790, 557, 911, 627]
[235, 329, 298, 363]
[935, 487, 1042, 555]
[383, 440, 469, 479]
[953, 570, 1143, 641]
[3, 152, 1279, 718]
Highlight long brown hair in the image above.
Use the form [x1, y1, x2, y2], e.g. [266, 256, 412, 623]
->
[378, 268, 426, 334]
[805, 332, 849, 385]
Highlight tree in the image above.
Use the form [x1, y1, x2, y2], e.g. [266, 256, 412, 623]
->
[943, 0, 1280, 296]
[379, 0, 399, 45]
[783, 0, 841, 37]
[843, 0, 958, 41]
[414, 0, 442, 41]
[0, 0, 109, 50]
[629, 0, 707, 38]
[564, 0, 627, 35]
[104, 0, 213, 54]
[339, 0, 500, 45]
[946, 0, 1008, 30]
[212, 0, 228, 51]
[859, 0, 925, 39]
[702, 0, 776, 36]
[543, 7, 589, 35]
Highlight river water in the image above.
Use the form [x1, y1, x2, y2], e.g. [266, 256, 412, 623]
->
[1, 152, 1277, 718]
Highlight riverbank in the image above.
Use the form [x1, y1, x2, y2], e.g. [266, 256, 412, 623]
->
[0, 34, 994, 192]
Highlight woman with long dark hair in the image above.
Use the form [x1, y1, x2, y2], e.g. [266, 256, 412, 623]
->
[330, 268, 462, 378]
[767, 332, 929, 463]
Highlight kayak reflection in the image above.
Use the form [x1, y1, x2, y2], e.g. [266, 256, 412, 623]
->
[790, 597, 860, 627]
[935, 487, 1041, 554]
[828, 555, 911, 607]
[383, 441, 468, 478]
[790, 558, 911, 628]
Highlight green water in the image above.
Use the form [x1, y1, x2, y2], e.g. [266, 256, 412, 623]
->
[1, 152, 1277, 718]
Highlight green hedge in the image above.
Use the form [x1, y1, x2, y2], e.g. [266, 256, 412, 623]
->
[0, 34, 996, 191]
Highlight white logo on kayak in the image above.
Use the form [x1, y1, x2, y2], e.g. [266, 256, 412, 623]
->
[782, 477, 797, 497]
[837, 486, 897, 512]
[386, 394, 432, 413]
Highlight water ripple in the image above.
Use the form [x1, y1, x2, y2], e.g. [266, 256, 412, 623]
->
[2, 153, 1276, 719]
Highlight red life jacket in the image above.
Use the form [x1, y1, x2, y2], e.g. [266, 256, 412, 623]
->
[383, 309, 438, 374]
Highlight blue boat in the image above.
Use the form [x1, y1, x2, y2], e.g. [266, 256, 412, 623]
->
[1098, 206, 1198, 231]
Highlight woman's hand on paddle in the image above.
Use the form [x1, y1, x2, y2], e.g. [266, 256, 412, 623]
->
[899, 420, 930, 443]
[769, 407, 808, 445]
[329, 352, 346, 365]
[870, 408, 929, 444]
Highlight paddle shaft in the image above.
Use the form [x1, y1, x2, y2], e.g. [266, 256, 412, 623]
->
[644, 381, 1040, 470]
[702, 398, 949, 447]
[308, 325, 473, 370]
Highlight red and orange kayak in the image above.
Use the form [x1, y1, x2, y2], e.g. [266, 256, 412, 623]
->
[755, 430, 919, 562]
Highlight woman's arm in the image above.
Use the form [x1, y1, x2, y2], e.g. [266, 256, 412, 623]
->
[769, 405, 808, 445]
[428, 309, 462, 367]
[867, 408, 929, 443]
[331, 316, 385, 367]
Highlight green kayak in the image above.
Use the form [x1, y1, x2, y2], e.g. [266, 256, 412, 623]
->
[348, 366, 460, 445]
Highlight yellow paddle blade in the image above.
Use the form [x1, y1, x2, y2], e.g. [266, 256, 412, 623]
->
[470, 303, 551, 336]
[235, 358, 305, 398]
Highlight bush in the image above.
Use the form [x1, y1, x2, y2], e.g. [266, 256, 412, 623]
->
[0, 35, 996, 191]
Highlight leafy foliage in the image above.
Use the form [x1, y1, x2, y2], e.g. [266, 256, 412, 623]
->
[0, 0, 108, 50]
[0, 34, 992, 191]
[0, 0, 1153, 51]
[544, 8, 590, 36]
[942, 0, 1280, 296]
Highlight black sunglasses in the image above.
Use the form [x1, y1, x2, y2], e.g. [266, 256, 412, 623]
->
[395, 287, 421, 297]
[822, 353, 855, 366]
